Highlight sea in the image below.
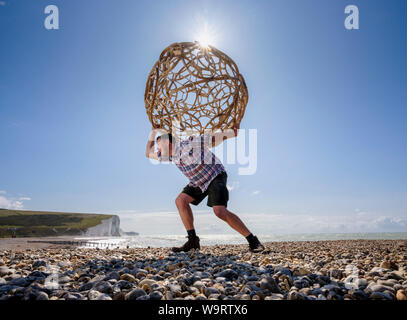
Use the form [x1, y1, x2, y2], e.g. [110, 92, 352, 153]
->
[74, 232, 407, 249]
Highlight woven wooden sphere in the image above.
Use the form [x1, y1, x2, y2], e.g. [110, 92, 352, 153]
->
[144, 41, 248, 135]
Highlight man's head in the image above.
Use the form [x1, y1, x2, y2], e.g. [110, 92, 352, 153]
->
[156, 133, 174, 159]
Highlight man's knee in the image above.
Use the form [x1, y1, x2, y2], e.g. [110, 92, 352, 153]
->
[175, 194, 190, 208]
[213, 206, 228, 220]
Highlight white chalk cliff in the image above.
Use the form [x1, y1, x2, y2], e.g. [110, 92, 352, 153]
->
[83, 215, 122, 237]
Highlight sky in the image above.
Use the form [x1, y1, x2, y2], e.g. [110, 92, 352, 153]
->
[1, 0, 406, 235]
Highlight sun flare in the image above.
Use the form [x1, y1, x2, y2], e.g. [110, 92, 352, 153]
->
[194, 22, 217, 48]
[196, 33, 212, 48]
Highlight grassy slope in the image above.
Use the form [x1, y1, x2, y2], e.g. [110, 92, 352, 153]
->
[0, 209, 114, 238]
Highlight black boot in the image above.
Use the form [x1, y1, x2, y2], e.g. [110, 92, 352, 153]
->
[248, 235, 265, 253]
[172, 235, 200, 252]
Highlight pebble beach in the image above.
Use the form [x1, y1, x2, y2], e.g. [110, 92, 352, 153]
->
[1, 239, 407, 301]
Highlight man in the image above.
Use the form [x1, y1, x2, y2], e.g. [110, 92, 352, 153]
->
[145, 123, 265, 253]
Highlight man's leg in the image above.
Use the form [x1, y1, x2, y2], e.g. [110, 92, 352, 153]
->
[173, 192, 201, 252]
[175, 193, 196, 231]
[212, 206, 251, 237]
[212, 205, 265, 252]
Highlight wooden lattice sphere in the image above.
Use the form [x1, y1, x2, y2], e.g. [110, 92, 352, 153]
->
[144, 41, 248, 135]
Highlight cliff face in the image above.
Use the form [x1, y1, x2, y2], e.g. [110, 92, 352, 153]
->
[0, 209, 118, 238]
[83, 215, 122, 237]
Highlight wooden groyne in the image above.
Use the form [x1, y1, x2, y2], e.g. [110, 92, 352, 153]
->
[26, 240, 120, 248]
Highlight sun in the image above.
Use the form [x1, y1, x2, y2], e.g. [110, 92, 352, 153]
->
[194, 22, 217, 48]
[196, 33, 212, 48]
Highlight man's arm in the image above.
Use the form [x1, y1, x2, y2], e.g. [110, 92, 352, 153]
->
[145, 125, 160, 160]
[210, 122, 240, 148]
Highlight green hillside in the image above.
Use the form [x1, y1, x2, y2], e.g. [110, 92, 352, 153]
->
[0, 209, 114, 238]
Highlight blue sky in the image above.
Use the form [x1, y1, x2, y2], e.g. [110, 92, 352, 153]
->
[1, 0, 406, 234]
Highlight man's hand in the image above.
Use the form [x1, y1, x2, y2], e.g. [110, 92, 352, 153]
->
[145, 124, 161, 160]
[233, 121, 241, 137]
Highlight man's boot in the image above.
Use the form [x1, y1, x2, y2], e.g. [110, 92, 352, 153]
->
[171, 235, 200, 252]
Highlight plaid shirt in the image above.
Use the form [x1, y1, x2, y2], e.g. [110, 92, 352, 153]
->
[158, 134, 226, 192]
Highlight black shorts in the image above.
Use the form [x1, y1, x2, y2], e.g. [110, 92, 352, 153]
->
[181, 172, 229, 207]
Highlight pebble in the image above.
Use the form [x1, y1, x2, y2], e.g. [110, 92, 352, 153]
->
[287, 291, 306, 300]
[380, 261, 398, 270]
[88, 290, 112, 300]
[105, 271, 120, 281]
[93, 281, 112, 294]
[355, 278, 368, 287]
[264, 293, 284, 300]
[204, 287, 220, 297]
[149, 290, 163, 300]
[139, 279, 157, 288]
[396, 289, 407, 300]
[215, 269, 238, 280]
[36, 291, 49, 300]
[78, 282, 94, 292]
[32, 260, 47, 268]
[192, 280, 205, 290]
[329, 269, 343, 279]
[259, 277, 281, 293]
[64, 292, 84, 300]
[119, 273, 136, 283]
[369, 291, 393, 300]
[370, 284, 394, 293]
[125, 288, 147, 300]
[294, 267, 311, 276]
